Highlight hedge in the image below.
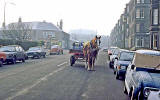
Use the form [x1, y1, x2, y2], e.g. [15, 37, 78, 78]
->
[0, 39, 44, 51]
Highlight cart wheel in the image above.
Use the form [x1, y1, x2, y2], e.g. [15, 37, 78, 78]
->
[70, 56, 75, 66]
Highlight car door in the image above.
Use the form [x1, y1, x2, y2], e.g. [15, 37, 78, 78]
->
[125, 64, 134, 92]
[19, 46, 24, 59]
[15, 46, 21, 60]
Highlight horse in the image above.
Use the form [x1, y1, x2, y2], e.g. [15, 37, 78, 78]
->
[83, 35, 101, 71]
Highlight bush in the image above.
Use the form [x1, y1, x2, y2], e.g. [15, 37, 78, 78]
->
[0, 39, 42, 51]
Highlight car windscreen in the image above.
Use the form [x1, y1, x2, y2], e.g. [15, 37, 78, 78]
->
[119, 52, 134, 61]
[29, 47, 41, 51]
[136, 67, 160, 73]
[0, 46, 16, 52]
[136, 50, 160, 56]
[113, 49, 119, 55]
[51, 45, 59, 49]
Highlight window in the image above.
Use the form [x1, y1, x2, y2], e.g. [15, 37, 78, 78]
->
[136, 9, 140, 18]
[140, 9, 144, 18]
[153, 34, 158, 49]
[136, 0, 140, 4]
[153, 9, 158, 25]
[136, 23, 140, 32]
[141, 0, 144, 3]
[136, 37, 144, 47]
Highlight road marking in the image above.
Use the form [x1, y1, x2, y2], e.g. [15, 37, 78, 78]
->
[57, 62, 68, 67]
[5, 62, 68, 100]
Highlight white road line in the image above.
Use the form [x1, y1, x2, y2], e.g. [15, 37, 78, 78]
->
[6, 62, 68, 100]
[57, 61, 68, 67]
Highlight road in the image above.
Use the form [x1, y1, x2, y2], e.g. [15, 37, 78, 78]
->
[0, 50, 128, 100]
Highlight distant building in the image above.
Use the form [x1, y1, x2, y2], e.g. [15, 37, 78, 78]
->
[69, 29, 97, 42]
[100, 35, 110, 48]
[150, 0, 160, 50]
[0, 19, 70, 49]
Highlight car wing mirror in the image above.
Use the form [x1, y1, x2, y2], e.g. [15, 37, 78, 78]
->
[115, 57, 118, 60]
[109, 53, 112, 55]
[131, 64, 135, 70]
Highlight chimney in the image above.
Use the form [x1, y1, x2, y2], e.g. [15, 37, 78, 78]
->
[18, 17, 22, 23]
[59, 19, 63, 30]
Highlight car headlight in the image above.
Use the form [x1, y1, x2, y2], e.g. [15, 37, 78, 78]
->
[143, 88, 150, 98]
[143, 87, 160, 98]
[117, 65, 121, 70]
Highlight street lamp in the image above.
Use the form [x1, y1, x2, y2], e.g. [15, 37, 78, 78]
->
[3, 1, 16, 28]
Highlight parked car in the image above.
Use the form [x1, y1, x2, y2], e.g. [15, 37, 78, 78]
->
[109, 48, 122, 68]
[0, 52, 7, 67]
[0, 45, 26, 64]
[26, 46, 46, 59]
[147, 89, 160, 100]
[107, 47, 119, 55]
[102, 47, 108, 52]
[50, 45, 63, 55]
[113, 50, 135, 79]
[124, 50, 160, 100]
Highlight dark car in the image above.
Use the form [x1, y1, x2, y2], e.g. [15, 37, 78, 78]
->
[26, 47, 46, 59]
[0, 45, 26, 64]
[113, 51, 134, 79]
[124, 50, 160, 100]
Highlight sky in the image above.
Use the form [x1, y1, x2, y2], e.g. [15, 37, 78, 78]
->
[0, 0, 129, 36]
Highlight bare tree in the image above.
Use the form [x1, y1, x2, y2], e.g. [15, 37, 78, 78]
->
[4, 22, 32, 41]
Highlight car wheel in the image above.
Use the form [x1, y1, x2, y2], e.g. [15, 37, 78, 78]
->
[22, 58, 25, 62]
[37, 55, 40, 59]
[11, 57, 16, 64]
[114, 70, 116, 74]
[138, 91, 143, 100]
[0, 60, 3, 67]
[70, 56, 75, 66]
[130, 89, 137, 100]
[123, 85, 127, 94]
[116, 71, 119, 79]
[109, 62, 112, 68]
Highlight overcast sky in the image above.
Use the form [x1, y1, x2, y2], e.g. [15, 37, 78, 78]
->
[0, 0, 129, 36]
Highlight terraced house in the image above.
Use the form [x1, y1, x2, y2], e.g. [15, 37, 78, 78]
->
[150, 0, 160, 50]
[110, 0, 151, 50]
[128, 0, 150, 50]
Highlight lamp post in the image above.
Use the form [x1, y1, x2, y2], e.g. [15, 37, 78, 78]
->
[3, 1, 16, 28]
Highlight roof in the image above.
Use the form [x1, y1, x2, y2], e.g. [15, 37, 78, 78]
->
[5, 21, 62, 31]
[133, 53, 160, 69]
[136, 50, 160, 56]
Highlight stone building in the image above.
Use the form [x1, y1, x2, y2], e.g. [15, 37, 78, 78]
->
[150, 0, 160, 50]
[110, 0, 151, 50]
[128, 0, 151, 50]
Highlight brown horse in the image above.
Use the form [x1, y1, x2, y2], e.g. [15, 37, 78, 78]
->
[83, 35, 101, 71]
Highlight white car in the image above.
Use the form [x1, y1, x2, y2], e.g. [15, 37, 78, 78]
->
[147, 89, 160, 100]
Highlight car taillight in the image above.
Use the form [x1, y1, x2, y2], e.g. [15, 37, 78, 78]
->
[117, 65, 121, 70]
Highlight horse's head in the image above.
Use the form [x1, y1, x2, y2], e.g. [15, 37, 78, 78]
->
[91, 35, 101, 48]
[95, 35, 101, 46]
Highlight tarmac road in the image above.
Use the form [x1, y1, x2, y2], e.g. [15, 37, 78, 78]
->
[0, 50, 128, 100]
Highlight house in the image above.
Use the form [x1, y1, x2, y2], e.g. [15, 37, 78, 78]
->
[0, 19, 70, 49]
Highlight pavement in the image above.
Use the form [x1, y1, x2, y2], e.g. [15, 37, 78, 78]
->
[0, 50, 128, 100]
